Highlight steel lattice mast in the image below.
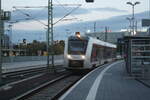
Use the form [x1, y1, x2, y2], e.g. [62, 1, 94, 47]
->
[47, 0, 56, 73]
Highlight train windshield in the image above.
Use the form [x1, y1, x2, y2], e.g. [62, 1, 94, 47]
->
[68, 40, 88, 55]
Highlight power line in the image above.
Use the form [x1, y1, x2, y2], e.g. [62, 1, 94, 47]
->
[53, 5, 81, 25]
[13, 4, 82, 9]
[13, 3, 82, 26]
[13, 7, 47, 27]
[54, 0, 81, 21]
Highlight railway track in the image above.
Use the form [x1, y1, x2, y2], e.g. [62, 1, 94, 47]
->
[0, 63, 111, 100]
[13, 73, 84, 100]
[19, 63, 114, 100]
[2, 67, 47, 78]
[1, 65, 65, 90]
[2, 64, 63, 78]
[0, 70, 70, 100]
[51, 75, 83, 100]
[2, 65, 64, 83]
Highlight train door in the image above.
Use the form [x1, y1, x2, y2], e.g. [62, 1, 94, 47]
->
[91, 44, 101, 66]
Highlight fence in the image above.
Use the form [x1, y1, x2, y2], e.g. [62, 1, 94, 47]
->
[2, 55, 63, 63]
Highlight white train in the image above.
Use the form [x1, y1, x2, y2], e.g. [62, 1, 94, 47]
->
[64, 32, 116, 70]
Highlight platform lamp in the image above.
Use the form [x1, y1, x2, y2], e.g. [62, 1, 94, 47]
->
[126, 1, 140, 35]
[126, 17, 133, 35]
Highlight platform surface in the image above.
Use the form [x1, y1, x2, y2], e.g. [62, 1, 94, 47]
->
[59, 61, 150, 100]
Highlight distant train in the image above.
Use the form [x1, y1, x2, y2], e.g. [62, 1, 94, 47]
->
[64, 32, 116, 70]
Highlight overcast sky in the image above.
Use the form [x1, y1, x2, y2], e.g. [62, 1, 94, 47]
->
[3, 0, 149, 12]
[3, 0, 149, 29]
[3, 0, 150, 42]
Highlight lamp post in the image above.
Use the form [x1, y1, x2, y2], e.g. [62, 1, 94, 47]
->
[126, 1, 140, 35]
[126, 17, 133, 34]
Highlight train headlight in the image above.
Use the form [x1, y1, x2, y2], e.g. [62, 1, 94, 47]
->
[81, 55, 85, 59]
[67, 55, 72, 59]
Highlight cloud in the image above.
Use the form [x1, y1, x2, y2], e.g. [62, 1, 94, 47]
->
[91, 7, 128, 13]
[11, 6, 90, 21]
[10, 10, 148, 43]
[54, 10, 148, 35]
[11, 6, 127, 22]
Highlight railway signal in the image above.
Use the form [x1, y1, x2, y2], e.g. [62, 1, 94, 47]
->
[86, 0, 94, 3]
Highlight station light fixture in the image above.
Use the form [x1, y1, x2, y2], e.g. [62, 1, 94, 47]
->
[126, 1, 140, 6]
[126, 1, 140, 35]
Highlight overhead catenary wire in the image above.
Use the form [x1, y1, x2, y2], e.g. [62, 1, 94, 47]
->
[13, 3, 82, 26]
[13, 4, 82, 8]
[13, 7, 48, 27]
[54, 0, 81, 21]
[53, 5, 81, 25]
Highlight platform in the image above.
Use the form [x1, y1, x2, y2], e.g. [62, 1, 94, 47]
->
[59, 61, 150, 100]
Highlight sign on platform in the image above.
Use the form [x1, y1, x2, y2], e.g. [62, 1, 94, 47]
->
[142, 19, 150, 27]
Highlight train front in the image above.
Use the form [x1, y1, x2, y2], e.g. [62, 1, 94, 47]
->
[64, 32, 89, 70]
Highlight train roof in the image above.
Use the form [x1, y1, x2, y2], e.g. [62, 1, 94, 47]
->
[68, 35, 116, 48]
[89, 37, 116, 48]
[68, 36, 89, 41]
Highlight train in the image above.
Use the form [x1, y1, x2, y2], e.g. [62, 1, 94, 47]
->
[64, 32, 117, 70]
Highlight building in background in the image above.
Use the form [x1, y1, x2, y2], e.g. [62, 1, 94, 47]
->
[86, 31, 147, 57]
[86, 32, 127, 44]
[2, 34, 9, 49]
[86, 31, 147, 44]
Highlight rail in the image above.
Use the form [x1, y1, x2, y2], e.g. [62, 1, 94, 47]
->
[12, 73, 72, 100]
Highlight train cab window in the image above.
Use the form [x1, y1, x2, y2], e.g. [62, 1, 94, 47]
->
[68, 40, 88, 55]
